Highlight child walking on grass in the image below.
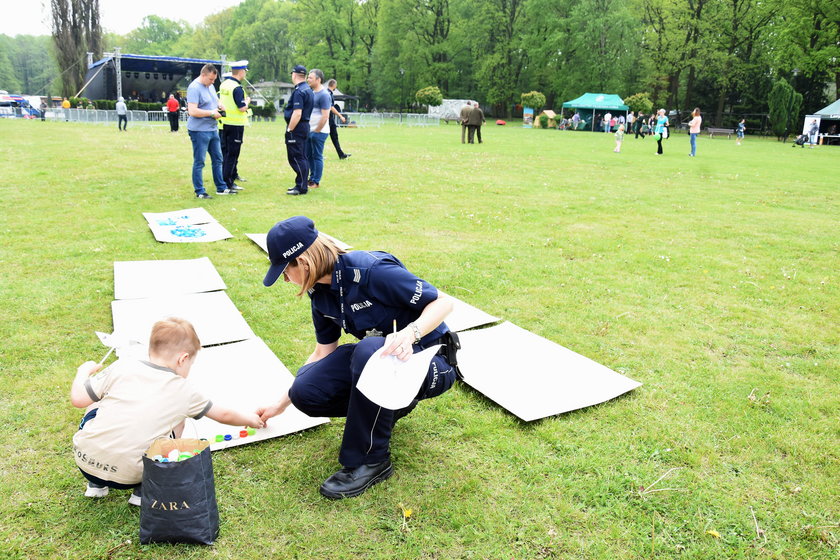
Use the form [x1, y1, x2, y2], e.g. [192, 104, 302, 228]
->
[614, 124, 625, 152]
[70, 317, 264, 506]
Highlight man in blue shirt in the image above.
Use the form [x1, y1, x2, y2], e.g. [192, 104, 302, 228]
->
[284, 65, 314, 196]
[305, 69, 331, 190]
[186, 64, 234, 198]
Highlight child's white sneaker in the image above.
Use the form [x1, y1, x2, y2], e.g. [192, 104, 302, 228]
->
[127, 489, 142, 506]
[84, 483, 109, 498]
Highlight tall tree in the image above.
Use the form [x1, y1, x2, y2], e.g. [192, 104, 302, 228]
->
[50, 0, 102, 96]
[123, 16, 188, 56]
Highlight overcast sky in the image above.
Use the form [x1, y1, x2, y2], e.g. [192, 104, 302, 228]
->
[2, 0, 245, 37]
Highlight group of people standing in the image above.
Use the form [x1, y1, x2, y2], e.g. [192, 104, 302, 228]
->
[184, 62, 350, 199]
[459, 101, 485, 144]
[282, 65, 350, 196]
[606, 108, 705, 157]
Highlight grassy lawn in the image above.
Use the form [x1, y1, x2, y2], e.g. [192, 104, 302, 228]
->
[0, 118, 837, 559]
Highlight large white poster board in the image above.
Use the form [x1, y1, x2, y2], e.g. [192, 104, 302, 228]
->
[441, 292, 499, 332]
[113, 257, 226, 300]
[111, 291, 255, 348]
[456, 322, 641, 421]
[185, 338, 329, 450]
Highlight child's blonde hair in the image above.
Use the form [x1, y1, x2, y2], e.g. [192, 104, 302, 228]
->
[618, 124, 625, 132]
[149, 317, 201, 358]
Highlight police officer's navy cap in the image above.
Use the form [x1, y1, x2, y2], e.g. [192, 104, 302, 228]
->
[263, 216, 319, 287]
[291, 64, 307, 75]
[230, 60, 248, 70]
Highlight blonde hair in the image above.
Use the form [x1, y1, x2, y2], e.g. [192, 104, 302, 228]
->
[290, 234, 346, 296]
[149, 317, 201, 358]
[693, 107, 701, 117]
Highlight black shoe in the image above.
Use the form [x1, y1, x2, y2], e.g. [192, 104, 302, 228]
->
[319, 460, 393, 499]
[196, 193, 213, 199]
[286, 188, 307, 196]
[339, 154, 351, 159]
[393, 399, 418, 426]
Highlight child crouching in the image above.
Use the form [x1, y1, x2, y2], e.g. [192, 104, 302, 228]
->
[70, 317, 263, 505]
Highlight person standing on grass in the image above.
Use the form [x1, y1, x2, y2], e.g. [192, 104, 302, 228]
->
[166, 93, 180, 132]
[305, 69, 331, 191]
[654, 109, 669, 155]
[187, 63, 233, 199]
[807, 119, 819, 148]
[257, 216, 460, 500]
[219, 61, 251, 192]
[460, 102, 472, 143]
[688, 108, 702, 157]
[284, 64, 314, 196]
[467, 102, 485, 144]
[604, 112, 612, 133]
[736, 118, 745, 145]
[115, 97, 128, 131]
[614, 124, 625, 152]
[326, 79, 350, 159]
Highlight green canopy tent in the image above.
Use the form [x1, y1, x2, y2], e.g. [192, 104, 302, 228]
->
[804, 99, 840, 145]
[562, 93, 629, 131]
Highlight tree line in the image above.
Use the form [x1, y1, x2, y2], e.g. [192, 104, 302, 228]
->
[1, 0, 837, 126]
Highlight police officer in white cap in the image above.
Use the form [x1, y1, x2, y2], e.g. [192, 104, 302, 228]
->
[218, 60, 251, 192]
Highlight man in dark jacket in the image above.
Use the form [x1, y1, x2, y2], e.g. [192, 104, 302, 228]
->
[466, 103, 485, 144]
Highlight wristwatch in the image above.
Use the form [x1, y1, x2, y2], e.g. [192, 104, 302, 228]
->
[409, 322, 422, 344]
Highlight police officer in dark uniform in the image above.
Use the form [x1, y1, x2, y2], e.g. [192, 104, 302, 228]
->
[284, 65, 314, 195]
[257, 216, 460, 499]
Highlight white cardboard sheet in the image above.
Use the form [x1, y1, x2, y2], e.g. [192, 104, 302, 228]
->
[185, 338, 329, 450]
[246, 232, 352, 253]
[456, 322, 641, 421]
[111, 291, 255, 348]
[441, 291, 500, 332]
[143, 208, 217, 226]
[113, 257, 226, 300]
[147, 221, 233, 243]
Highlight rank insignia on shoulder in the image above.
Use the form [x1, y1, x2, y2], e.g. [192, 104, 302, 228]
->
[353, 269, 361, 283]
[365, 328, 383, 338]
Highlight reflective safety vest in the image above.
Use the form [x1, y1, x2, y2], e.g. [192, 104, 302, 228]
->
[218, 78, 248, 126]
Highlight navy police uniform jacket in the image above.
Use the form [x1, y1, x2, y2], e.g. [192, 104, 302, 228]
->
[308, 251, 449, 345]
[284, 82, 314, 134]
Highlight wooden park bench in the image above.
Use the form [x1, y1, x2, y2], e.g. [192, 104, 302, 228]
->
[707, 127, 735, 138]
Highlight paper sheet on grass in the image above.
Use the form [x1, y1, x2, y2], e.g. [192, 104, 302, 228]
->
[184, 338, 329, 450]
[142, 208, 217, 226]
[111, 291, 255, 348]
[456, 322, 641, 422]
[440, 291, 500, 332]
[114, 257, 226, 300]
[147, 221, 233, 243]
[246, 232, 352, 254]
[356, 345, 442, 409]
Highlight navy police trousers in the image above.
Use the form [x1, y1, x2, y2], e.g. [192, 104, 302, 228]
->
[288, 337, 456, 467]
[285, 128, 310, 192]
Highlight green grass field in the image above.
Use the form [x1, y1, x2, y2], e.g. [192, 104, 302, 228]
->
[0, 118, 837, 559]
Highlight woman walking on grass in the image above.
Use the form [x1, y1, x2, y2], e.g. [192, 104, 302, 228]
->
[654, 109, 669, 155]
[688, 108, 702, 157]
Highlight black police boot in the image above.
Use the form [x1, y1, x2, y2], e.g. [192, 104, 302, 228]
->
[319, 460, 393, 499]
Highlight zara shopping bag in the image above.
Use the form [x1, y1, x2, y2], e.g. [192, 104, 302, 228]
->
[139, 438, 219, 545]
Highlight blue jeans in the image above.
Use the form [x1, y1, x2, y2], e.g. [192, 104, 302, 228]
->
[188, 130, 225, 194]
[690, 133, 698, 156]
[306, 132, 328, 184]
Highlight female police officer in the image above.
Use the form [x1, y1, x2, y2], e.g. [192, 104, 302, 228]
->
[257, 216, 458, 499]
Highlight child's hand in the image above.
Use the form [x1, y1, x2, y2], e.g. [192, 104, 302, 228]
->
[242, 413, 265, 430]
[77, 361, 101, 377]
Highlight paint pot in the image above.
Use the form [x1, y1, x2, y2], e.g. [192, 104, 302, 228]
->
[247, 428, 256, 436]
[240, 430, 248, 438]
[215, 435, 224, 442]
[167, 449, 180, 461]
[223, 434, 232, 441]
[178, 453, 193, 461]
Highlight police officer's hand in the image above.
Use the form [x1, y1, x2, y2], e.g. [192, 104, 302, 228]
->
[383, 330, 414, 362]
